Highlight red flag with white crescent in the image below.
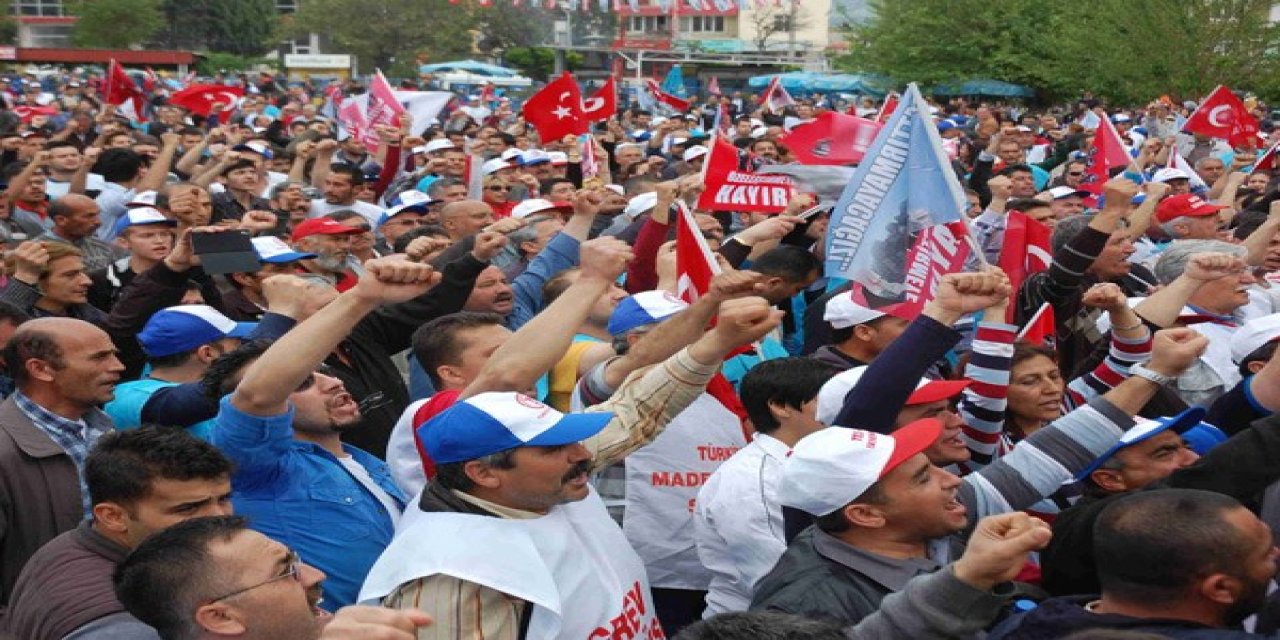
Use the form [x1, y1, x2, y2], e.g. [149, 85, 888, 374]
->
[997, 210, 1051, 323]
[581, 76, 617, 122]
[1080, 113, 1130, 202]
[524, 72, 589, 141]
[105, 59, 147, 122]
[169, 84, 244, 116]
[1183, 85, 1260, 149]
[1017, 303, 1056, 347]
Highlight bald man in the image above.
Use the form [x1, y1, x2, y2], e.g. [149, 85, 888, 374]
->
[0, 317, 123, 607]
[439, 200, 494, 241]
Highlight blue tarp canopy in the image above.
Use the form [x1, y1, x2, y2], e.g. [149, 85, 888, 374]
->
[932, 78, 1035, 98]
[417, 60, 522, 77]
[747, 71, 888, 96]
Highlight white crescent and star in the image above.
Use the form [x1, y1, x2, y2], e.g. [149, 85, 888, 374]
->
[1207, 104, 1232, 128]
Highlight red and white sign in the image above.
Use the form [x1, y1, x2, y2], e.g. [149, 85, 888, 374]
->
[695, 137, 795, 213]
[898, 221, 972, 317]
[760, 76, 795, 114]
[361, 69, 408, 148]
[997, 211, 1052, 323]
[675, 201, 721, 304]
[644, 78, 691, 112]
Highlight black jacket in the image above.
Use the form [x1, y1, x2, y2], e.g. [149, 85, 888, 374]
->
[331, 253, 488, 458]
[749, 527, 928, 626]
[989, 596, 1256, 639]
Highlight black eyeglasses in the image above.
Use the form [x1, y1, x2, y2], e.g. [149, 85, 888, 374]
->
[207, 549, 302, 603]
[1067, 172, 1084, 177]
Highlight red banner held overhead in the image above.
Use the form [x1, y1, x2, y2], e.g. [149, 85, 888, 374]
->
[523, 72, 590, 141]
[169, 84, 244, 116]
[897, 221, 972, 318]
[780, 111, 882, 166]
[696, 137, 795, 213]
[1183, 85, 1260, 149]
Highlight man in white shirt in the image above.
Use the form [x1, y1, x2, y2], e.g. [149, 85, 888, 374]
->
[308, 163, 384, 227]
[694, 356, 839, 617]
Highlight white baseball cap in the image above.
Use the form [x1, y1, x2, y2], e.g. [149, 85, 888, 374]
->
[777, 419, 943, 516]
[548, 151, 569, 166]
[623, 192, 659, 219]
[481, 158, 513, 176]
[682, 145, 709, 162]
[500, 148, 524, 162]
[511, 198, 573, 219]
[816, 366, 970, 426]
[1231, 313, 1280, 363]
[423, 139, 456, 154]
[127, 190, 159, 208]
[419, 392, 615, 464]
[823, 295, 911, 330]
[1153, 168, 1192, 183]
[608, 290, 689, 335]
[1047, 186, 1090, 200]
[252, 236, 316, 263]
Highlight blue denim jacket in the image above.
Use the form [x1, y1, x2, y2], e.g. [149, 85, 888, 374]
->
[212, 397, 406, 610]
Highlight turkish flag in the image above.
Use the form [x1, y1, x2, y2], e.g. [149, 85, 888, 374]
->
[780, 111, 881, 165]
[581, 76, 616, 122]
[105, 59, 147, 121]
[169, 84, 244, 116]
[675, 200, 721, 303]
[876, 93, 899, 124]
[1018, 302, 1056, 347]
[997, 211, 1052, 323]
[1080, 113, 1130, 201]
[524, 72, 589, 141]
[1254, 140, 1280, 172]
[1184, 85, 1260, 149]
[12, 105, 58, 122]
[645, 79, 691, 112]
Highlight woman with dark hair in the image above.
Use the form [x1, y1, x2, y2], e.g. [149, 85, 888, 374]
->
[959, 282, 1153, 518]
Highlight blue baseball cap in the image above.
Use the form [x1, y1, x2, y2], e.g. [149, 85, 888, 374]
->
[251, 236, 315, 264]
[111, 206, 177, 237]
[419, 392, 614, 464]
[1076, 407, 1212, 480]
[607, 290, 689, 336]
[381, 190, 435, 224]
[937, 120, 957, 132]
[139, 305, 256, 358]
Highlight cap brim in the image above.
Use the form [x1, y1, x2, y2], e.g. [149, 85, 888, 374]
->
[260, 251, 315, 263]
[227, 322, 258, 339]
[1076, 407, 1207, 480]
[880, 418, 943, 480]
[524, 411, 615, 448]
[906, 380, 970, 405]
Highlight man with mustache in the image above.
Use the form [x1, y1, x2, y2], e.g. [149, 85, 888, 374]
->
[361, 296, 784, 640]
[290, 217, 362, 293]
[207, 255, 440, 610]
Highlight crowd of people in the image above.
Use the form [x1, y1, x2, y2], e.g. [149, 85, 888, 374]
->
[0, 65, 1277, 640]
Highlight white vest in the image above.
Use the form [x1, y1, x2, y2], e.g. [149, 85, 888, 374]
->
[623, 394, 747, 590]
[359, 488, 665, 640]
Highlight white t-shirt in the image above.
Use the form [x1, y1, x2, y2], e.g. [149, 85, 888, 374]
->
[338, 455, 402, 527]
[46, 173, 106, 199]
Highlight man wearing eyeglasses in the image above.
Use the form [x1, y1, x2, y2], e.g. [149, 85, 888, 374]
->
[207, 256, 439, 611]
[115, 516, 433, 640]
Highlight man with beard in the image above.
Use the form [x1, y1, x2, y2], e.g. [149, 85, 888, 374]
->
[291, 217, 362, 292]
[208, 255, 439, 610]
[990, 489, 1278, 639]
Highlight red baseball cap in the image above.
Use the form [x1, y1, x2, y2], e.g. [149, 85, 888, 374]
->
[1155, 193, 1225, 223]
[291, 218, 364, 241]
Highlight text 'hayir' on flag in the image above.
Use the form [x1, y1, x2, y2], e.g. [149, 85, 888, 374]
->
[824, 82, 972, 299]
[897, 221, 972, 318]
[696, 137, 795, 213]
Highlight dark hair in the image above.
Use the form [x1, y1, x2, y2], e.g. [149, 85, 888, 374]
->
[2, 161, 30, 182]
[749, 245, 821, 283]
[114, 515, 249, 640]
[999, 163, 1034, 177]
[813, 482, 888, 534]
[1012, 341, 1057, 368]
[1007, 197, 1051, 213]
[831, 313, 899, 345]
[178, 127, 204, 137]
[740, 357, 838, 434]
[539, 177, 573, 194]
[87, 425, 232, 507]
[327, 162, 365, 186]
[673, 611, 845, 640]
[4, 326, 64, 386]
[1233, 208, 1270, 241]
[133, 134, 161, 147]
[1095, 489, 1252, 603]
[541, 267, 580, 306]
[1051, 214, 1091, 255]
[393, 224, 449, 253]
[412, 312, 505, 387]
[218, 158, 258, 178]
[0, 300, 31, 328]
[1240, 340, 1280, 377]
[43, 139, 80, 153]
[148, 348, 201, 370]
[200, 339, 272, 400]
[434, 449, 518, 492]
[93, 148, 147, 183]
